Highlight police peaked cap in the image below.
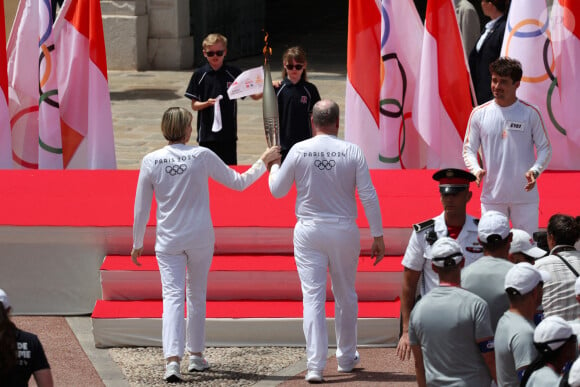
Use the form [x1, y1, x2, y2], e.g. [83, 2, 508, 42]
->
[432, 168, 476, 194]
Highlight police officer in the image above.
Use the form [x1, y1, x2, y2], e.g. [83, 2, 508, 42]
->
[397, 168, 483, 361]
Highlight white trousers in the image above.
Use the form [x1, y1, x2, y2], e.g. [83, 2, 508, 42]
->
[481, 202, 539, 235]
[156, 239, 214, 360]
[294, 218, 361, 371]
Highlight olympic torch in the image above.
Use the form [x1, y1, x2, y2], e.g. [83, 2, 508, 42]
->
[262, 32, 280, 147]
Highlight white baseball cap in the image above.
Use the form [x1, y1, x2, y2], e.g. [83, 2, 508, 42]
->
[509, 229, 546, 259]
[568, 357, 580, 387]
[534, 316, 574, 352]
[0, 288, 10, 310]
[478, 210, 511, 243]
[430, 237, 464, 267]
[504, 262, 550, 296]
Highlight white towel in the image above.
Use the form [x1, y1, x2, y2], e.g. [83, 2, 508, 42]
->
[211, 95, 224, 132]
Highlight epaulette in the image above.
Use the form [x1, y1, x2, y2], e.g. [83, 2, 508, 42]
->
[413, 219, 435, 232]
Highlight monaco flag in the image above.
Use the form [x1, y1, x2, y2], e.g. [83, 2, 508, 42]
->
[345, 0, 381, 168]
[0, 0, 11, 168]
[413, 0, 474, 169]
[501, 0, 580, 169]
[53, 0, 116, 168]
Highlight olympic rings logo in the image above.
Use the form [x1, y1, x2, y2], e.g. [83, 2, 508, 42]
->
[165, 164, 187, 176]
[314, 159, 336, 170]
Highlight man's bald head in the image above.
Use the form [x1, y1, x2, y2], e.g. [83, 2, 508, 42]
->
[312, 99, 339, 135]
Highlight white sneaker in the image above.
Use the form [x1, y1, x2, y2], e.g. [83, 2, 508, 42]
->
[305, 369, 323, 383]
[337, 351, 360, 373]
[164, 361, 183, 382]
[188, 355, 210, 372]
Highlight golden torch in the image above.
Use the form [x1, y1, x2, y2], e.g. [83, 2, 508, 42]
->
[262, 32, 280, 147]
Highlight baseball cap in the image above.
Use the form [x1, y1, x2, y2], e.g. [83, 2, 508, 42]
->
[432, 168, 476, 195]
[430, 237, 464, 267]
[534, 316, 574, 352]
[509, 229, 546, 259]
[568, 358, 580, 387]
[575, 277, 580, 297]
[0, 288, 10, 310]
[504, 262, 550, 296]
[478, 210, 510, 243]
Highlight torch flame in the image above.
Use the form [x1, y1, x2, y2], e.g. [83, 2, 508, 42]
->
[262, 30, 272, 64]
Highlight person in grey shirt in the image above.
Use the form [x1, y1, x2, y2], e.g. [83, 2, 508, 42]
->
[495, 263, 549, 386]
[409, 237, 495, 386]
[462, 210, 514, 331]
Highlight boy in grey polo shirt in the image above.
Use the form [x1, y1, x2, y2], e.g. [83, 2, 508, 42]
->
[409, 237, 495, 386]
[495, 263, 549, 386]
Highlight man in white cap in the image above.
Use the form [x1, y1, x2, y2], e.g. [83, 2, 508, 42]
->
[520, 316, 578, 386]
[495, 263, 550, 386]
[409, 237, 495, 386]
[535, 213, 580, 320]
[508, 229, 547, 264]
[462, 210, 514, 331]
[398, 168, 482, 361]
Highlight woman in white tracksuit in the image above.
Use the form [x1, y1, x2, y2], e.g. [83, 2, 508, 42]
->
[131, 107, 280, 382]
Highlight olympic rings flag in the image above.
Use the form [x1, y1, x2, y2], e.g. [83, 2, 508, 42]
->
[7, 0, 41, 169]
[0, 1, 11, 168]
[346, 0, 427, 169]
[501, 0, 580, 169]
[552, 0, 580, 153]
[6, 0, 116, 169]
[38, 0, 63, 168]
[413, 0, 474, 169]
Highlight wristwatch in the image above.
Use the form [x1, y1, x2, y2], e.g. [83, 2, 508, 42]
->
[531, 170, 539, 179]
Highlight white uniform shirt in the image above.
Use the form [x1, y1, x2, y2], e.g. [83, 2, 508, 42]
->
[133, 144, 266, 253]
[268, 134, 383, 237]
[401, 212, 482, 296]
[463, 99, 552, 205]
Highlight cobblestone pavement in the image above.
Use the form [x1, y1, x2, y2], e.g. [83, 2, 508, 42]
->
[109, 54, 347, 170]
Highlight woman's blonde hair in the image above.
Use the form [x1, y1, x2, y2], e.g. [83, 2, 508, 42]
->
[281, 46, 308, 81]
[161, 107, 192, 142]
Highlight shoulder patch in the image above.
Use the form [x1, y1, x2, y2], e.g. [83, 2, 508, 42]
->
[413, 219, 435, 232]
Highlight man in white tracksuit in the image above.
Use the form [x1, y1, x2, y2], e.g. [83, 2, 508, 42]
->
[131, 107, 280, 382]
[463, 57, 552, 236]
[268, 99, 385, 383]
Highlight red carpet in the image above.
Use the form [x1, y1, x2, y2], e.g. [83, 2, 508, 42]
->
[92, 299, 401, 319]
[101, 255, 404, 272]
[2, 169, 579, 228]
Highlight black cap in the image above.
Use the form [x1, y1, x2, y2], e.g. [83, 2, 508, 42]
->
[432, 168, 476, 194]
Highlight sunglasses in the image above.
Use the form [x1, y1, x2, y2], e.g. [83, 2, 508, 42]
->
[205, 50, 224, 57]
[285, 64, 304, 70]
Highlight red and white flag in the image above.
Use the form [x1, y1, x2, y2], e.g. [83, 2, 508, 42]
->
[345, 0, 381, 168]
[501, 0, 580, 169]
[53, 0, 116, 168]
[0, 0, 12, 168]
[7, 0, 41, 169]
[413, 0, 473, 168]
